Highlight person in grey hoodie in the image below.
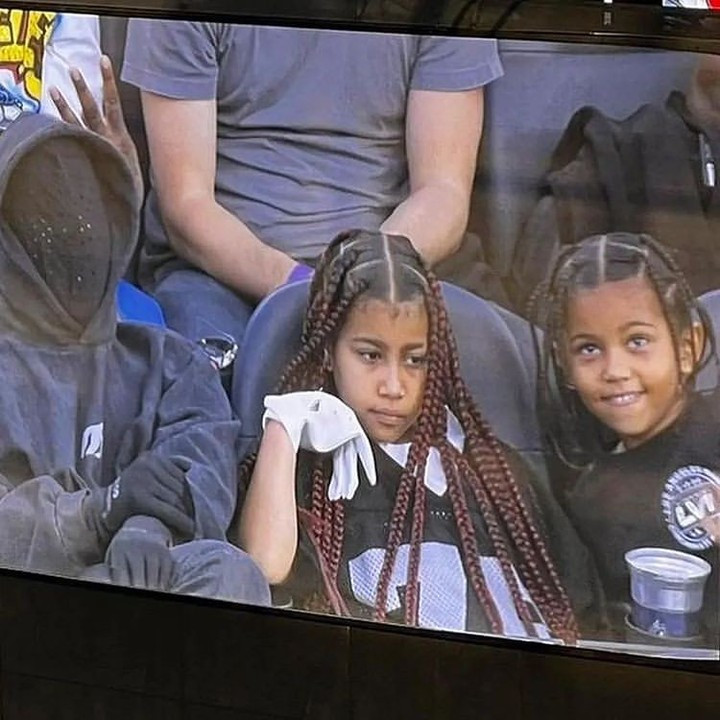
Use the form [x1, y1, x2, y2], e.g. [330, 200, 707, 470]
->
[0, 111, 270, 605]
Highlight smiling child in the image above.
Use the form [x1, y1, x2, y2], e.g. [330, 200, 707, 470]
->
[532, 232, 719, 642]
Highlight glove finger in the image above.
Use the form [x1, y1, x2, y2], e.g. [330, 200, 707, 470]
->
[108, 549, 133, 587]
[145, 547, 173, 590]
[148, 500, 195, 539]
[180, 482, 196, 519]
[153, 466, 194, 511]
[328, 450, 342, 501]
[142, 552, 156, 589]
[330, 442, 358, 501]
[148, 483, 195, 522]
[355, 433, 377, 487]
[169, 455, 193, 474]
[159, 552, 174, 590]
[149, 456, 189, 483]
[149, 471, 192, 504]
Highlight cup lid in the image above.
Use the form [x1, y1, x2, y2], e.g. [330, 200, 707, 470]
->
[625, 547, 712, 583]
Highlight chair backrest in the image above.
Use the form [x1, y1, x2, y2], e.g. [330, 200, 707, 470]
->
[697, 289, 720, 392]
[116, 279, 166, 326]
[232, 280, 541, 457]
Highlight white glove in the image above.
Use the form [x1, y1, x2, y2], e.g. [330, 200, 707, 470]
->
[262, 391, 377, 499]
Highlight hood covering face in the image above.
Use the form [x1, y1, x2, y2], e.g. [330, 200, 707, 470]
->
[0, 114, 139, 345]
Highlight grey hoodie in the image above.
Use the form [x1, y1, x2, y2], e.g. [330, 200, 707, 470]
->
[0, 114, 240, 576]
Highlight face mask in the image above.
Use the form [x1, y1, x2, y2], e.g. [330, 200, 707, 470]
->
[3, 137, 113, 325]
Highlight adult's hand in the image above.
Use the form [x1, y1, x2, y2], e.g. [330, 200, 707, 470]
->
[699, 485, 720, 544]
[105, 525, 174, 590]
[50, 55, 143, 195]
[87, 454, 195, 540]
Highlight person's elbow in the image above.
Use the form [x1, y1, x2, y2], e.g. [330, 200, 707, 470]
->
[157, 188, 215, 257]
[237, 518, 296, 586]
[242, 541, 294, 586]
[426, 178, 472, 258]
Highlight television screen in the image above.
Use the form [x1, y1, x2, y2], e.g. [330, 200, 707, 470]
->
[0, 3, 718, 664]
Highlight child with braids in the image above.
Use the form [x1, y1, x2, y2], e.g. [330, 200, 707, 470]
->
[531, 231, 720, 643]
[237, 229, 601, 643]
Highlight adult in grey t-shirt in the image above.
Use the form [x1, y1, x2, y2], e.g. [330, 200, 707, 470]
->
[122, 22, 502, 345]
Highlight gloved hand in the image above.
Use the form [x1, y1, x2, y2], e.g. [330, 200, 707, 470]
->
[263, 391, 376, 499]
[105, 521, 174, 591]
[88, 453, 195, 540]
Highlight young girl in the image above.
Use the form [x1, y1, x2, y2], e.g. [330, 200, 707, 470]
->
[531, 231, 719, 642]
[237, 229, 601, 644]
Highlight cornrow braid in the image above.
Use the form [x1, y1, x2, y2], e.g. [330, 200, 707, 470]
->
[529, 232, 715, 468]
[427, 275, 577, 641]
[242, 228, 579, 643]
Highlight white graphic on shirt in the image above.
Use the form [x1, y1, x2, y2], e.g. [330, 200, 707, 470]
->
[80, 422, 104, 460]
[348, 541, 550, 638]
[661, 465, 720, 551]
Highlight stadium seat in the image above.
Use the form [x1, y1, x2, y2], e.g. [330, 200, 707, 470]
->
[116, 279, 165, 326]
[697, 289, 720, 392]
[231, 280, 541, 460]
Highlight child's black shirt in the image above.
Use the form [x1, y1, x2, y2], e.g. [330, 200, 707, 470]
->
[566, 389, 720, 641]
[283, 440, 602, 639]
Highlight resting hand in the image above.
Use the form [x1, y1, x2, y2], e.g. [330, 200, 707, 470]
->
[88, 453, 195, 540]
[105, 524, 174, 591]
[263, 391, 376, 498]
[699, 485, 720, 545]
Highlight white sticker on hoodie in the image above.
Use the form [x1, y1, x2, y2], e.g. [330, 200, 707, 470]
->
[80, 422, 104, 460]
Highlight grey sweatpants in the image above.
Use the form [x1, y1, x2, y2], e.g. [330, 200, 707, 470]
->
[83, 540, 271, 606]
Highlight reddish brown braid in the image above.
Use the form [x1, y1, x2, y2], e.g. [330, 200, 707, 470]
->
[431, 279, 560, 636]
[239, 229, 578, 642]
[427, 277, 578, 642]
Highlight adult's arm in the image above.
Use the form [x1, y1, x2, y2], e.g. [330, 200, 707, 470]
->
[0, 469, 110, 575]
[141, 335, 242, 540]
[381, 86, 484, 267]
[141, 92, 296, 300]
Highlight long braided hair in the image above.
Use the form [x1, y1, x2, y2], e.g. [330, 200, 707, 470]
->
[528, 232, 715, 469]
[240, 229, 578, 642]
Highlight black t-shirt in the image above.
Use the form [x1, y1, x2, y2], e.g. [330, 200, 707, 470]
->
[282, 440, 602, 639]
[566, 390, 720, 641]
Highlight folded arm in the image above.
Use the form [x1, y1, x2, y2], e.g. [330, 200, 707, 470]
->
[141, 92, 297, 300]
[381, 87, 484, 267]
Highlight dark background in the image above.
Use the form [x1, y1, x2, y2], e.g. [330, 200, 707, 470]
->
[0, 569, 716, 719]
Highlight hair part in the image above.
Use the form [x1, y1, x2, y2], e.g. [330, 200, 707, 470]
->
[240, 229, 578, 643]
[528, 232, 716, 467]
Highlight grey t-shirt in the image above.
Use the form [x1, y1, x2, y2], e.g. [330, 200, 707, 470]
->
[122, 22, 502, 281]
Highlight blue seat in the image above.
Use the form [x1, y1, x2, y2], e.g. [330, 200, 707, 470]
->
[697, 290, 720, 392]
[116, 279, 165, 327]
[232, 279, 540, 459]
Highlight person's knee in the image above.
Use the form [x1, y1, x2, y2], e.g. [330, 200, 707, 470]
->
[205, 541, 271, 605]
[172, 540, 271, 606]
[153, 270, 254, 345]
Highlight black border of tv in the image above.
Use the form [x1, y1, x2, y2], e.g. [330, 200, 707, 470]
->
[0, 2, 718, 716]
